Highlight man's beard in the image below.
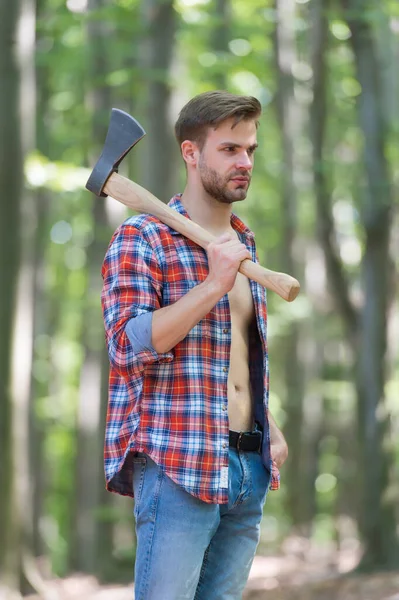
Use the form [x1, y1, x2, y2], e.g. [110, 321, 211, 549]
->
[198, 158, 251, 204]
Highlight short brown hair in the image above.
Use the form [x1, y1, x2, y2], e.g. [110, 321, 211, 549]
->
[174, 90, 261, 150]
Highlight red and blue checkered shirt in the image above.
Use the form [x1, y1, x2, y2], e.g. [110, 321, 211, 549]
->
[101, 195, 280, 504]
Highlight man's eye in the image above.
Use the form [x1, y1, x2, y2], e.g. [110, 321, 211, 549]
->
[224, 147, 235, 152]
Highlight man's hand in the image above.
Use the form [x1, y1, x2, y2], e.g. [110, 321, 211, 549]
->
[268, 410, 288, 469]
[206, 232, 252, 295]
[270, 440, 288, 469]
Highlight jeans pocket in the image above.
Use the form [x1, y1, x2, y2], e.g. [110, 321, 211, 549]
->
[132, 455, 147, 519]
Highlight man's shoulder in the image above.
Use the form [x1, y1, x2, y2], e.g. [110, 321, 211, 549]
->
[119, 213, 174, 242]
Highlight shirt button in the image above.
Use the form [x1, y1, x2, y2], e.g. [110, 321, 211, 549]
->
[223, 328, 229, 334]
[223, 367, 228, 373]
[222, 442, 227, 449]
[222, 405, 227, 411]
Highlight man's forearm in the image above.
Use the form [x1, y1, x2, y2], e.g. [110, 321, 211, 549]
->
[151, 280, 223, 354]
[268, 410, 286, 445]
[268, 410, 288, 468]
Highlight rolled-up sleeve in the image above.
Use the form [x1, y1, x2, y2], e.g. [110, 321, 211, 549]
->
[101, 223, 173, 378]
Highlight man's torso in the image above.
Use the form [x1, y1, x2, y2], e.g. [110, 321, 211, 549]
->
[227, 271, 255, 431]
[101, 196, 271, 502]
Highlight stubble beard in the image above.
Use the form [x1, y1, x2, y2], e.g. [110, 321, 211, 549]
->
[198, 157, 250, 205]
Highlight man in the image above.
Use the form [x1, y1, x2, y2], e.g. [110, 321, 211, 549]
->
[101, 90, 288, 599]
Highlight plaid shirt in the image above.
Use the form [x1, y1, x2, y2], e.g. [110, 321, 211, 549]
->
[101, 195, 280, 504]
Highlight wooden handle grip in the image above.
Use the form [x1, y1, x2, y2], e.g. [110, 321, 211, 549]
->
[104, 173, 300, 302]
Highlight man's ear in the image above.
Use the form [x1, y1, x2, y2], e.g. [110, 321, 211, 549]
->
[181, 140, 200, 167]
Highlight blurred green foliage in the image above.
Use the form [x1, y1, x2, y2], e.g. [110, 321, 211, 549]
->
[4, 0, 398, 582]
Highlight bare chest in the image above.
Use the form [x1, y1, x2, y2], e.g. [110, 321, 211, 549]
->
[228, 272, 254, 326]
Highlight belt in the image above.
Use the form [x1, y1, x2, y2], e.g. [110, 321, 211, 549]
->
[229, 428, 262, 452]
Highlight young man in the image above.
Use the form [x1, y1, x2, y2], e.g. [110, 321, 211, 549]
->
[101, 91, 288, 599]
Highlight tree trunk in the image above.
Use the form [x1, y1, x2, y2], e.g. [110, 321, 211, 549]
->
[12, 0, 37, 592]
[30, 0, 50, 560]
[0, 0, 37, 591]
[273, 0, 307, 529]
[0, 0, 23, 585]
[311, 0, 398, 570]
[301, 335, 326, 531]
[139, 0, 178, 203]
[210, 0, 230, 89]
[310, 0, 358, 343]
[69, 0, 113, 575]
[343, 0, 399, 570]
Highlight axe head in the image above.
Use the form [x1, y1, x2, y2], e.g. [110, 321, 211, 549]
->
[86, 108, 145, 197]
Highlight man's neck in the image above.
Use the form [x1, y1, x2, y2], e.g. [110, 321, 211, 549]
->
[180, 184, 234, 237]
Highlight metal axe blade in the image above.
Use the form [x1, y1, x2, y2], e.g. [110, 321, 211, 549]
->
[85, 108, 145, 197]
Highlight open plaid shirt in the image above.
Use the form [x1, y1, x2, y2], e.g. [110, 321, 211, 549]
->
[101, 195, 280, 504]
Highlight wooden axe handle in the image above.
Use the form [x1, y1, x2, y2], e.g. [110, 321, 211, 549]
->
[104, 173, 300, 302]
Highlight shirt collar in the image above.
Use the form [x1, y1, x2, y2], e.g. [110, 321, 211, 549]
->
[167, 194, 255, 239]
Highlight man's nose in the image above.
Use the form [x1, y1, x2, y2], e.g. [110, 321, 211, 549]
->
[236, 152, 253, 170]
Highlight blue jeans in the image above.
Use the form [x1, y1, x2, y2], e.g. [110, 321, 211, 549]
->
[132, 447, 270, 600]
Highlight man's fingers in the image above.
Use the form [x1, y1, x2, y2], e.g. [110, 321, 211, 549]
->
[225, 246, 252, 261]
[213, 232, 236, 244]
[209, 238, 251, 254]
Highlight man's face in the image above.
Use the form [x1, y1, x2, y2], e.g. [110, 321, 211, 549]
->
[198, 117, 258, 204]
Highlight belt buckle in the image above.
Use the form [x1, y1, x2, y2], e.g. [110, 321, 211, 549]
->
[237, 432, 244, 451]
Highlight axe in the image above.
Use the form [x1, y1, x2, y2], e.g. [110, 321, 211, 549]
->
[86, 109, 300, 302]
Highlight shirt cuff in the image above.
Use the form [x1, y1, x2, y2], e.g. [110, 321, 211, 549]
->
[126, 312, 155, 353]
[125, 312, 173, 367]
[269, 462, 281, 491]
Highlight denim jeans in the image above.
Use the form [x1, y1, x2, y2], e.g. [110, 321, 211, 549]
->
[132, 447, 270, 600]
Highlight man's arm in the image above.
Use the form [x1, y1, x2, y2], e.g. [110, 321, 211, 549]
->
[152, 280, 223, 353]
[103, 226, 251, 367]
[126, 281, 223, 353]
[268, 410, 288, 468]
[101, 223, 174, 376]
[151, 232, 251, 353]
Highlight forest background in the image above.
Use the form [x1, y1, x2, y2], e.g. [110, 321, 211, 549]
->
[1, 0, 398, 598]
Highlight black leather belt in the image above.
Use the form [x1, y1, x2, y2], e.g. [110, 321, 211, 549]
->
[229, 428, 262, 452]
